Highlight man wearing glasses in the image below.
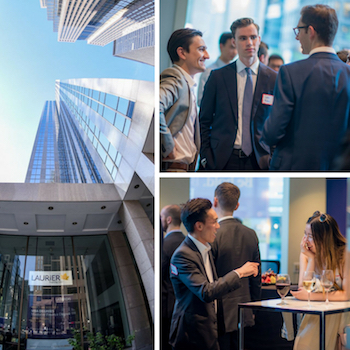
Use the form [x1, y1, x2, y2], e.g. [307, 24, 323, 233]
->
[262, 4, 350, 170]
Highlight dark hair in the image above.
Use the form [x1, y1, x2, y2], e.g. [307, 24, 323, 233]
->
[300, 4, 338, 46]
[219, 32, 233, 46]
[214, 182, 240, 212]
[181, 198, 212, 233]
[307, 211, 346, 281]
[337, 50, 348, 63]
[258, 41, 269, 58]
[268, 54, 284, 64]
[167, 28, 203, 63]
[230, 18, 259, 39]
[162, 204, 182, 226]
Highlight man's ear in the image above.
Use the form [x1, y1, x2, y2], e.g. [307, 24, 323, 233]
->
[213, 197, 218, 208]
[309, 25, 317, 40]
[235, 202, 240, 211]
[176, 46, 186, 61]
[194, 221, 203, 232]
[232, 37, 236, 49]
[166, 216, 172, 225]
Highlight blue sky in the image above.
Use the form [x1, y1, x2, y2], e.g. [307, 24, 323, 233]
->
[0, 2, 154, 182]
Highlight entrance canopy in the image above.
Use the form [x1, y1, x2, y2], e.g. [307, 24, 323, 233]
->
[0, 183, 123, 236]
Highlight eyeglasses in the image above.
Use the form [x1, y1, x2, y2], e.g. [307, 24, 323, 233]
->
[293, 26, 309, 36]
[307, 211, 327, 223]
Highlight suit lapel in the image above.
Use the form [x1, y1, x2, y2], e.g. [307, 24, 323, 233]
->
[251, 64, 267, 120]
[173, 65, 192, 124]
[185, 236, 216, 282]
[185, 236, 207, 275]
[223, 62, 238, 124]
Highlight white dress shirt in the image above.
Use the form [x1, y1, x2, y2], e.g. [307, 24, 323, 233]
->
[188, 233, 216, 312]
[170, 65, 197, 165]
[309, 46, 336, 56]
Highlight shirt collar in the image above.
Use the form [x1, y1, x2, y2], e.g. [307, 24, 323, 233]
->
[309, 46, 336, 56]
[174, 64, 196, 89]
[236, 57, 259, 75]
[164, 229, 182, 238]
[188, 233, 211, 255]
[218, 216, 234, 223]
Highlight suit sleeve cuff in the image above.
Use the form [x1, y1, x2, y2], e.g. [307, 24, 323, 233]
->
[234, 270, 241, 279]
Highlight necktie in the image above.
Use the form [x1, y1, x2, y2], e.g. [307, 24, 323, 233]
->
[242, 67, 253, 156]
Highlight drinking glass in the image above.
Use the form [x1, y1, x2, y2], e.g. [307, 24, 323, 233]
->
[321, 270, 334, 305]
[302, 271, 316, 308]
[276, 274, 291, 305]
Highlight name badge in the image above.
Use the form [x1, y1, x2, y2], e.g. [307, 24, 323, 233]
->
[262, 94, 274, 105]
[170, 263, 178, 276]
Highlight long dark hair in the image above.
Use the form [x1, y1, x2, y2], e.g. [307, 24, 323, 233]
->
[307, 211, 346, 281]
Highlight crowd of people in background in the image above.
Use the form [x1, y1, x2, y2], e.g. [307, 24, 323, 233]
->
[160, 4, 350, 172]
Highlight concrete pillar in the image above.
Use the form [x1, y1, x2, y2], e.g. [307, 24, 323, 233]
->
[119, 200, 154, 318]
[108, 229, 152, 350]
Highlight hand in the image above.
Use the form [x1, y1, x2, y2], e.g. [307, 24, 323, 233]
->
[291, 288, 308, 301]
[236, 262, 259, 278]
[300, 237, 315, 258]
[163, 147, 176, 160]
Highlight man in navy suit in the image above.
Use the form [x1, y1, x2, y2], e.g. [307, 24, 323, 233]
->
[262, 4, 350, 170]
[169, 198, 259, 350]
[199, 18, 277, 171]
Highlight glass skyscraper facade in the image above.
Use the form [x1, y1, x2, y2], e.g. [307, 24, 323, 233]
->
[25, 78, 152, 189]
[41, 0, 155, 65]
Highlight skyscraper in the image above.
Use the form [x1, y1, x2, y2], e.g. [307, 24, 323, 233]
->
[16, 77, 154, 349]
[41, 0, 155, 65]
[26, 78, 154, 191]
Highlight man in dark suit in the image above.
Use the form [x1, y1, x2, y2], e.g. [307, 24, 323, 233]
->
[169, 198, 259, 350]
[161, 205, 185, 350]
[199, 18, 277, 171]
[262, 4, 350, 170]
[160, 28, 209, 171]
[211, 182, 261, 350]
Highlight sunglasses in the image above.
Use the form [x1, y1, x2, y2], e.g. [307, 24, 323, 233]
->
[307, 211, 327, 223]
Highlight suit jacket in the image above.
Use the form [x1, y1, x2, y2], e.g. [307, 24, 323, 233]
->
[169, 236, 241, 350]
[162, 230, 185, 320]
[262, 52, 350, 170]
[210, 218, 261, 333]
[199, 61, 277, 170]
[160, 65, 200, 158]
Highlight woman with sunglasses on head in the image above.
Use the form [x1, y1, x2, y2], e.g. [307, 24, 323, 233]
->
[291, 211, 349, 350]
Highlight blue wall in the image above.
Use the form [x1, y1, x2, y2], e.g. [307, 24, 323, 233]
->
[326, 178, 347, 237]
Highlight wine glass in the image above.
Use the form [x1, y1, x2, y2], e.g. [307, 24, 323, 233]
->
[302, 271, 316, 308]
[276, 274, 291, 305]
[321, 270, 334, 305]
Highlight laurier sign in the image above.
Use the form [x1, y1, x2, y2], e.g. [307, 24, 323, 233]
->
[29, 271, 73, 286]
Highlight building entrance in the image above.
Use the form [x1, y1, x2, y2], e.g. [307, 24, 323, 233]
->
[0, 234, 129, 350]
